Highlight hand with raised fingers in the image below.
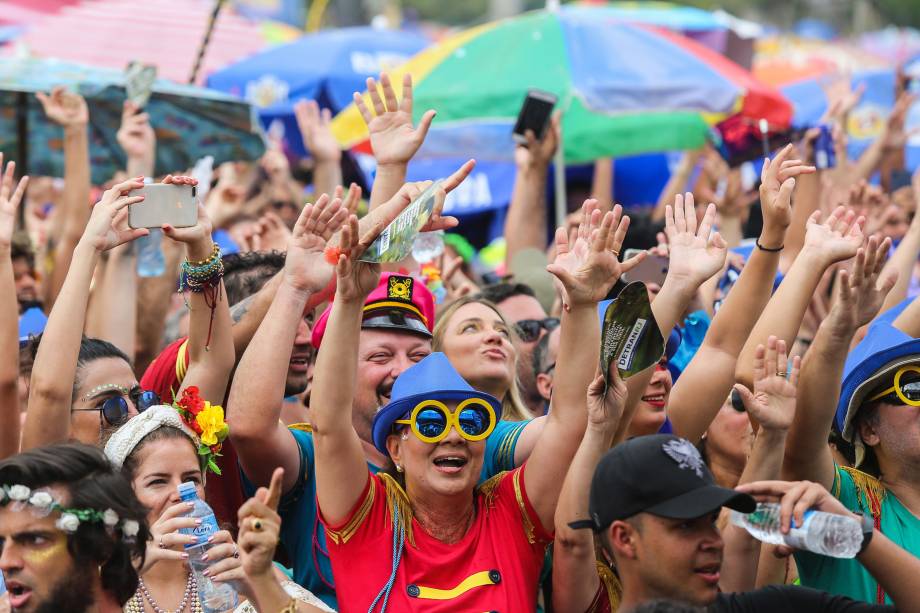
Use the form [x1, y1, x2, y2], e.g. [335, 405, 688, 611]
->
[663, 193, 727, 288]
[883, 92, 918, 150]
[80, 177, 149, 252]
[283, 194, 348, 295]
[586, 365, 628, 436]
[547, 199, 644, 309]
[141, 500, 200, 575]
[334, 182, 363, 217]
[36, 86, 88, 128]
[294, 99, 342, 163]
[736, 480, 858, 539]
[760, 144, 816, 235]
[514, 112, 560, 171]
[802, 206, 865, 265]
[734, 336, 801, 432]
[355, 73, 434, 167]
[253, 210, 293, 252]
[0, 154, 29, 250]
[159, 176, 213, 258]
[116, 100, 156, 161]
[334, 211, 383, 303]
[238, 467, 284, 582]
[828, 235, 897, 334]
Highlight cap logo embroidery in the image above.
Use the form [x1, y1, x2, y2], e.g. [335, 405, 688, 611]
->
[388, 276, 413, 301]
[662, 438, 704, 478]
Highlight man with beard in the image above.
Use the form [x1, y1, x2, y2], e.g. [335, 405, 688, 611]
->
[0, 443, 148, 613]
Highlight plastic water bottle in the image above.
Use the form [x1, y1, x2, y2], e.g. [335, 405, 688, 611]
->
[177, 482, 239, 612]
[730, 502, 863, 558]
[412, 230, 445, 264]
[136, 229, 165, 277]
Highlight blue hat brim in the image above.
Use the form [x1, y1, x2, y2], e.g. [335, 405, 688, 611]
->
[372, 389, 503, 455]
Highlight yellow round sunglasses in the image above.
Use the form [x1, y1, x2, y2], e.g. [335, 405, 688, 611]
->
[394, 398, 497, 443]
[868, 365, 920, 407]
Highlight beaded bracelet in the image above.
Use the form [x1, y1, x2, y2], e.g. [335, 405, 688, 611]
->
[178, 243, 224, 350]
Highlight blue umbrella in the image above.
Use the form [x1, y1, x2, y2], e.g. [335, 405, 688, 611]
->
[0, 57, 265, 184]
[207, 26, 429, 157]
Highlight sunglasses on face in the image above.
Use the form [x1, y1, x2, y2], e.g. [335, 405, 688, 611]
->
[73, 385, 160, 427]
[869, 365, 920, 407]
[394, 398, 497, 444]
[514, 318, 560, 343]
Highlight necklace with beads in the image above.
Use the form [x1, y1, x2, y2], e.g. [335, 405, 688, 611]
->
[124, 571, 202, 613]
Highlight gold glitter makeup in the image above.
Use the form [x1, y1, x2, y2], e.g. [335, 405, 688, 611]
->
[21, 532, 67, 566]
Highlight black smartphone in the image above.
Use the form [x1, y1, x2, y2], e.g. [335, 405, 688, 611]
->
[512, 89, 557, 145]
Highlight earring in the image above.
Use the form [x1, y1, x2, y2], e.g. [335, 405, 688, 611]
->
[400, 431, 409, 441]
[396, 464, 403, 473]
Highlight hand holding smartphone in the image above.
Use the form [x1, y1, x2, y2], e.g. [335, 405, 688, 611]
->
[513, 89, 557, 146]
[128, 183, 198, 229]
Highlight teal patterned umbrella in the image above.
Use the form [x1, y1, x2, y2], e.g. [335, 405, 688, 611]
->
[0, 57, 265, 184]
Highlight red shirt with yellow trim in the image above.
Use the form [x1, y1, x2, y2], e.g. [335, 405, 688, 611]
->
[320, 465, 551, 613]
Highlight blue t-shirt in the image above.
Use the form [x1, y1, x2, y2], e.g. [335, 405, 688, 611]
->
[242, 419, 529, 609]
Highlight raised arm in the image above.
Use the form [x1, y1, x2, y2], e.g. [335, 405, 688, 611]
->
[736, 206, 864, 389]
[669, 146, 814, 442]
[552, 368, 627, 613]
[23, 178, 147, 450]
[720, 338, 800, 593]
[780, 130, 821, 271]
[878, 198, 920, 315]
[36, 88, 91, 308]
[526, 203, 643, 531]
[355, 74, 434, 211]
[228, 195, 346, 493]
[314, 184, 429, 523]
[783, 237, 895, 488]
[160, 175, 235, 404]
[294, 100, 343, 199]
[0, 157, 27, 459]
[504, 114, 559, 267]
[652, 148, 703, 223]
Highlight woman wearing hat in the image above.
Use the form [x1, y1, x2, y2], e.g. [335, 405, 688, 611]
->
[783, 236, 918, 605]
[310, 191, 639, 611]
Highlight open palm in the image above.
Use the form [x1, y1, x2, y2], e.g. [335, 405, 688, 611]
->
[355, 73, 434, 166]
[665, 193, 727, 287]
[735, 337, 800, 431]
[833, 235, 897, 331]
[804, 206, 864, 265]
[284, 195, 348, 295]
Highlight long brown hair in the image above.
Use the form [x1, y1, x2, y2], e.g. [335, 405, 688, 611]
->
[432, 296, 530, 422]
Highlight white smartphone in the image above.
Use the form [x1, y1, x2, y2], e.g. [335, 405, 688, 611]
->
[128, 183, 198, 229]
[622, 249, 669, 286]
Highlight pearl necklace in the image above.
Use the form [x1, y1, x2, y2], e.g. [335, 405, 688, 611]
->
[124, 572, 202, 613]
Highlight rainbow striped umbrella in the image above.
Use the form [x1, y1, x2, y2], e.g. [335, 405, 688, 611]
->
[332, 6, 791, 164]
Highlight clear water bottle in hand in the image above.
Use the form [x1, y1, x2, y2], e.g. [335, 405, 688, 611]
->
[412, 230, 445, 264]
[177, 482, 239, 612]
[136, 229, 165, 278]
[730, 502, 863, 558]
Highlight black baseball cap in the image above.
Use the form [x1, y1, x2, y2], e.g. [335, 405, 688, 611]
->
[570, 434, 755, 532]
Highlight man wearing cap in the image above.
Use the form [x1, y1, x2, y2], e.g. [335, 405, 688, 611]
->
[785, 277, 920, 605]
[571, 435, 913, 612]
[228, 196, 527, 609]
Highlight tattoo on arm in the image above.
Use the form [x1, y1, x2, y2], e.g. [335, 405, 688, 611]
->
[230, 295, 256, 324]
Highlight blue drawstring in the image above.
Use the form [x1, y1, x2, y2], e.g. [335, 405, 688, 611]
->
[368, 501, 405, 613]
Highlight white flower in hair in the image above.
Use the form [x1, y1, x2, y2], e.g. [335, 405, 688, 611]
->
[8, 485, 30, 501]
[103, 508, 119, 527]
[29, 491, 54, 509]
[122, 520, 140, 537]
[56, 512, 80, 533]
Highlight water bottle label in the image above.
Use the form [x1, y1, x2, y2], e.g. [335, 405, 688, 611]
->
[183, 514, 220, 548]
[783, 509, 815, 550]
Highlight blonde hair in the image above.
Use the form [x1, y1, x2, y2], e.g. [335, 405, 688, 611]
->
[433, 296, 531, 422]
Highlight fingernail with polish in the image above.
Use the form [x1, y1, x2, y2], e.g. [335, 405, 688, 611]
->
[181, 553, 189, 559]
[201, 554, 209, 561]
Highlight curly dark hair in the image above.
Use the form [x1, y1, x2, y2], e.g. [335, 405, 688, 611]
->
[475, 282, 536, 306]
[221, 250, 286, 305]
[0, 443, 150, 606]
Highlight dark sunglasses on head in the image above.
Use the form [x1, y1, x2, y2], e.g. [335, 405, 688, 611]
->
[514, 317, 560, 343]
[73, 386, 160, 427]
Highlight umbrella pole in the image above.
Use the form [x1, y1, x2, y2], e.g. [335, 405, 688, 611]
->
[16, 91, 28, 229]
[553, 132, 566, 229]
[189, 0, 226, 84]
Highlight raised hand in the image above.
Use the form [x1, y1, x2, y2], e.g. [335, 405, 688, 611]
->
[159, 175, 213, 258]
[36, 87, 88, 128]
[0, 155, 28, 249]
[827, 235, 897, 334]
[802, 206, 865, 265]
[80, 177, 148, 252]
[283, 194, 348, 295]
[116, 101, 156, 161]
[514, 112, 560, 171]
[294, 99, 342, 163]
[664, 193, 727, 288]
[141, 500, 199, 574]
[546, 199, 644, 309]
[883, 92, 918, 150]
[355, 73, 435, 167]
[760, 144, 816, 234]
[334, 212, 383, 303]
[733, 336, 800, 432]
[586, 365, 628, 434]
[238, 467, 284, 580]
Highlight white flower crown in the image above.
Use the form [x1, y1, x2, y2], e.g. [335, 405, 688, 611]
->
[0, 484, 140, 539]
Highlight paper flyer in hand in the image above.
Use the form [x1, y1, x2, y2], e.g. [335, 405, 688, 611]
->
[360, 180, 442, 263]
[125, 61, 157, 108]
[600, 281, 665, 383]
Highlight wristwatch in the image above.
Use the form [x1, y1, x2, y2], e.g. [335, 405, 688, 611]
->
[856, 512, 875, 556]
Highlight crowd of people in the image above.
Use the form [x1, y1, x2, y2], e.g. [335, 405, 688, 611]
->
[2, 67, 920, 613]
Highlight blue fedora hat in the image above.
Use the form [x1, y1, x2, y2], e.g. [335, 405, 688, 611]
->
[371, 352, 502, 455]
[836, 298, 920, 443]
